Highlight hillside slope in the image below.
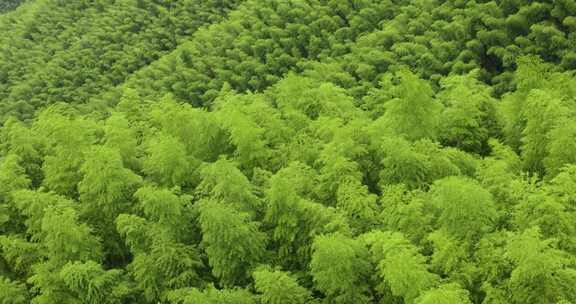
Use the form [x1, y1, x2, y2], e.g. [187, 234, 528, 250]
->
[0, 0, 241, 121]
[1, 1, 576, 304]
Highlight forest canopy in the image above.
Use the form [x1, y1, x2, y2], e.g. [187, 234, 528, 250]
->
[1, 0, 576, 303]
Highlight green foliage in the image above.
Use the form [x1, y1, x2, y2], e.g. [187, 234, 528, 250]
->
[143, 133, 194, 187]
[0, 118, 42, 186]
[34, 109, 100, 196]
[0, 154, 30, 207]
[252, 267, 310, 304]
[115, 214, 150, 255]
[336, 179, 378, 233]
[377, 69, 442, 141]
[263, 162, 316, 268]
[26, 204, 103, 304]
[506, 227, 576, 303]
[548, 165, 576, 208]
[429, 177, 497, 239]
[415, 283, 473, 304]
[378, 137, 433, 189]
[0, 277, 29, 304]
[40, 205, 101, 266]
[545, 119, 576, 177]
[379, 185, 432, 242]
[167, 286, 254, 304]
[118, 186, 201, 302]
[197, 200, 266, 287]
[378, 137, 461, 189]
[134, 186, 190, 234]
[499, 57, 576, 178]
[437, 73, 498, 153]
[79, 146, 141, 217]
[520, 89, 565, 176]
[0, 0, 23, 13]
[214, 93, 269, 169]
[1, 1, 576, 303]
[129, 240, 203, 302]
[380, 247, 439, 302]
[78, 146, 142, 264]
[120, 0, 387, 107]
[310, 233, 371, 303]
[103, 113, 138, 168]
[197, 158, 260, 212]
[148, 96, 226, 162]
[10, 190, 70, 240]
[59, 261, 124, 304]
[0, 0, 242, 121]
[361, 230, 439, 301]
[0, 235, 42, 276]
[428, 230, 477, 287]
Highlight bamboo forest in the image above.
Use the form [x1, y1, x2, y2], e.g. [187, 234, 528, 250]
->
[1, 0, 576, 303]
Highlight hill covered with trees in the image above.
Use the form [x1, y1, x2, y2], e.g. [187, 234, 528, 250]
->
[0, 0, 575, 303]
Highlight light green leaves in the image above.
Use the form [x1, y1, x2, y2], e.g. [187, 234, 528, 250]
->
[0, 277, 29, 304]
[311, 233, 371, 303]
[253, 267, 310, 304]
[167, 286, 254, 304]
[429, 177, 497, 239]
[377, 69, 442, 141]
[134, 186, 189, 232]
[143, 134, 194, 187]
[380, 243, 439, 302]
[197, 158, 260, 212]
[197, 200, 266, 287]
[362, 230, 439, 302]
[59, 261, 123, 304]
[437, 73, 497, 153]
[41, 205, 101, 265]
[545, 119, 576, 177]
[415, 283, 472, 304]
[0, 154, 30, 200]
[336, 179, 378, 233]
[506, 227, 576, 304]
[79, 147, 141, 217]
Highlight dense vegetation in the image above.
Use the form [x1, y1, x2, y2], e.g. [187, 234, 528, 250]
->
[1, 0, 575, 303]
[0, 0, 23, 13]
